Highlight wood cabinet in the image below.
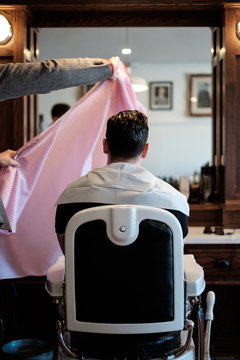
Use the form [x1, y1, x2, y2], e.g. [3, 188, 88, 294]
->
[0, 5, 39, 152]
[185, 244, 240, 285]
[185, 243, 240, 357]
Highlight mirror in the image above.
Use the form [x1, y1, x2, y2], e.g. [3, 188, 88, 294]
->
[38, 27, 211, 180]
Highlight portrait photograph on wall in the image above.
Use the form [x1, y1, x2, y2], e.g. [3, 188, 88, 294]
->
[149, 81, 173, 110]
[189, 74, 212, 116]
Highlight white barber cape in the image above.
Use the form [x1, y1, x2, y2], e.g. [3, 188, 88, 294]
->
[57, 162, 189, 216]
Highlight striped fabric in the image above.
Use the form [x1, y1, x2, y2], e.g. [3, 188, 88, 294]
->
[0, 61, 146, 279]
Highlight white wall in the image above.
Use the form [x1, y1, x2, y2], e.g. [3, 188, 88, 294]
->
[133, 62, 212, 178]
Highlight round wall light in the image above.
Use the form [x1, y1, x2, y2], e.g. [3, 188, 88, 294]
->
[236, 21, 240, 41]
[0, 14, 13, 45]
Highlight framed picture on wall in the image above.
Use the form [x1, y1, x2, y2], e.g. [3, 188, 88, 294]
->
[189, 74, 212, 116]
[149, 81, 173, 110]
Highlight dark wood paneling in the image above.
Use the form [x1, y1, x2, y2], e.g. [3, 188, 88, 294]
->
[212, 26, 225, 202]
[236, 55, 240, 195]
[0, 100, 14, 152]
[189, 203, 223, 226]
[0, 56, 14, 152]
[223, 200, 240, 228]
[0, 0, 226, 8]
[224, 8, 240, 201]
[185, 244, 240, 285]
[29, 1, 222, 28]
[184, 244, 240, 357]
[0, 7, 26, 151]
[0, 1, 224, 27]
[189, 201, 240, 228]
[32, 10, 221, 27]
[0, 6, 39, 151]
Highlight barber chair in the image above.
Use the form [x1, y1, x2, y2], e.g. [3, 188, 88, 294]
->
[46, 205, 215, 360]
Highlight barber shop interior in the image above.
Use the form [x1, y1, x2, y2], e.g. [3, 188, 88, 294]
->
[1, 1, 240, 360]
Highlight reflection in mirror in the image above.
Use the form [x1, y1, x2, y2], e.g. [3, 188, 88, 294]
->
[38, 27, 211, 181]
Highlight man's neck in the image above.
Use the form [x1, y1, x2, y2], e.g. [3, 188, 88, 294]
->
[107, 156, 142, 166]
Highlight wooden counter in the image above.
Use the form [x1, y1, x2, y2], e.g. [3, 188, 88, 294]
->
[185, 226, 240, 357]
[185, 226, 240, 285]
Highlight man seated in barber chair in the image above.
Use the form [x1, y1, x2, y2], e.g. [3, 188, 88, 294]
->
[55, 109, 189, 252]
[49, 110, 214, 360]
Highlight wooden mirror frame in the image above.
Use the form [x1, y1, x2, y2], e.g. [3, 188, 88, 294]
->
[1, 0, 240, 227]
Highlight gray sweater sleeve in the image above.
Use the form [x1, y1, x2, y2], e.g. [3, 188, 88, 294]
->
[0, 57, 112, 102]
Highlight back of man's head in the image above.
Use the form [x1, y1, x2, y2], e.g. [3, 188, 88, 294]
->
[106, 110, 148, 160]
[51, 103, 70, 121]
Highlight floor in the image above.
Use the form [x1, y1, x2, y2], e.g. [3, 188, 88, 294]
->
[1, 341, 239, 360]
[0, 281, 239, 360]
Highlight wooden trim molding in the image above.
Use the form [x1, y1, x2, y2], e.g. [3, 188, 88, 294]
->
[189, 201, 240, 228]
[223, 201, 240, 228]
[189, 203, 223, 226]
[0, 1, 224, 27]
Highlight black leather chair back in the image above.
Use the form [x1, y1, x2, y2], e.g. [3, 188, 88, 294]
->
[74, 219, 174, 324]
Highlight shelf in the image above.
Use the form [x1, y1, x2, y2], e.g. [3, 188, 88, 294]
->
[189, 202, 222, 226]
[189, 201, 240, 228]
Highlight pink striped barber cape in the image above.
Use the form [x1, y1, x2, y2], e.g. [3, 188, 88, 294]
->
[0, 61, 146, 279]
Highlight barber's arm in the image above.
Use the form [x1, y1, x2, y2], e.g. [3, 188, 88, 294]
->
[0, 149, 19, 167]
[0, 57, 117, 102]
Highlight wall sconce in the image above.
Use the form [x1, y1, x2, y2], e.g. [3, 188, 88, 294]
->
[0, 14, 13, 45]
[236, 21, 240, 40]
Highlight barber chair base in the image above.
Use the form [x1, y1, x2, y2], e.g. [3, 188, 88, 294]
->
[57, 331, 195, 360]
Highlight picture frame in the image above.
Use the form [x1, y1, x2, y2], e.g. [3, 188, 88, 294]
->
[149, 81, 173, 110]
[189, 74, 212, 116]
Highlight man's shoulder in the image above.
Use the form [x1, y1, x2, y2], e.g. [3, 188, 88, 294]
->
[56, 166, 110, 205]
[148, 178, 190, 216]
[67, 166, 110, 187]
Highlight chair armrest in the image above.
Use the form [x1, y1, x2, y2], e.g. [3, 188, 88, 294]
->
[45, 256, 65, 297]
[184, 254, 205, 297]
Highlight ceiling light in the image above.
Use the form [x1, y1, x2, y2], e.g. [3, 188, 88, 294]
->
[122, 30, 148, 93]
[122, 48, 132, 55]
[0, 14, 12, 45]
[121, 28, 132, 56]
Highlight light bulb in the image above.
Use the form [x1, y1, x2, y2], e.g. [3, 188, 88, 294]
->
[0, 15, 12, 45]
[122, 48, 132, 55]
[236, 21, 240, 40]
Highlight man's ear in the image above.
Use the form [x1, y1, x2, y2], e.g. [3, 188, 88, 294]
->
[103, 138, 109, 154]
[141, 143, 149, 158]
